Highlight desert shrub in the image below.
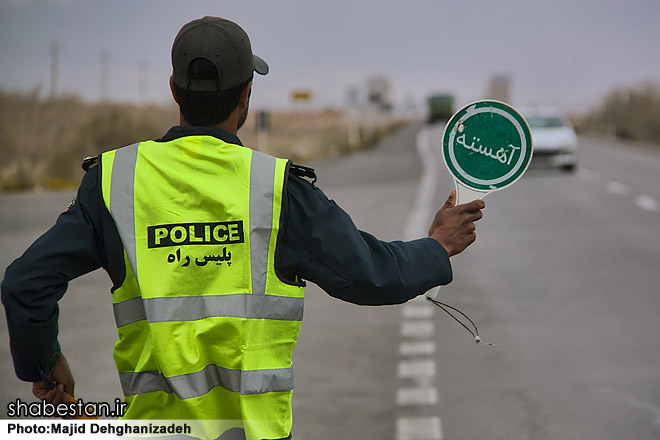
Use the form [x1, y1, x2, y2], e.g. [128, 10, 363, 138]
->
[578, 82, 660, 145]
[0, 89, 177, 190]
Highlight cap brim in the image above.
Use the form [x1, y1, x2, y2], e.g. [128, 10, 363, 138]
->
[254, 55, 269, 75]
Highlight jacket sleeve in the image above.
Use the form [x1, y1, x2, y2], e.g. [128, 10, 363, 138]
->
[1, 169, 105, 382]
[278, 174, 452, 306]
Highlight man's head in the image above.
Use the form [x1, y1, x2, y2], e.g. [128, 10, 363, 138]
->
[170, 16, 268, 129]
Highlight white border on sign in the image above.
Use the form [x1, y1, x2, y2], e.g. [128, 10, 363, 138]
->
[443, 101, 532, 190]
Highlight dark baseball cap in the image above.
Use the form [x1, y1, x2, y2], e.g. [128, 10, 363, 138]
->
[172, 16, 269, 92]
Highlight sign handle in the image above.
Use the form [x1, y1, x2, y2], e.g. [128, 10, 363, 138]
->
[424, 181, 487, 302]
[455, 179, 488, 206]
[425, 286, 440, 300]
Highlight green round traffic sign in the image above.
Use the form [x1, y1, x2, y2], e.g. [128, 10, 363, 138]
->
[442, 100, 533, 192]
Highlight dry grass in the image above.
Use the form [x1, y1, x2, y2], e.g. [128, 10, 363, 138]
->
[575, 82, 660, 146]
[0, 90, 178, 191]
[0, 89, 395, 192]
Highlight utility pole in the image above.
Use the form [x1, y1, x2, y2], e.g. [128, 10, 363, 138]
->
[100, 50, 109, 101]
[345, 86, 360, 147]
[50, 39, 58, 99]
[256, 110, 270, 154]
[139, 60, 148, 104]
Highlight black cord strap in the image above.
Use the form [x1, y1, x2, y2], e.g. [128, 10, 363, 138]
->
[426, 297, 497, 346]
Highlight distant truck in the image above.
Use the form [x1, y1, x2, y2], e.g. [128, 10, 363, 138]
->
[427, 93, 454, 124]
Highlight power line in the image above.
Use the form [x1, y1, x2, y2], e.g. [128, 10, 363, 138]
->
[101, 50, 109, 101]
[50, 39, 58, 99]
[139, 60, 149, 103]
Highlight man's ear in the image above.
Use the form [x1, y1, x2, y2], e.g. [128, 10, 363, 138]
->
[169, 75, 179, 104]
[239, 81, 253, 108]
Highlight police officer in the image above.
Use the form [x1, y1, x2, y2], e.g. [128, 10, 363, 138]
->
[2, 16, 485, 440]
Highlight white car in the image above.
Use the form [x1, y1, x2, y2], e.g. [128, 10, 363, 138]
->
[522, 107, 578, 172]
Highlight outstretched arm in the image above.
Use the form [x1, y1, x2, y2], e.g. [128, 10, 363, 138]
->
[277, 176, 484, 305]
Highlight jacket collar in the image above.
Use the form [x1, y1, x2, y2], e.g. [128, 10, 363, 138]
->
[157, 126, 243, 146]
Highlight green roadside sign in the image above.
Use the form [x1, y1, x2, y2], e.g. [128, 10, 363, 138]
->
[442, 100, 533, 203]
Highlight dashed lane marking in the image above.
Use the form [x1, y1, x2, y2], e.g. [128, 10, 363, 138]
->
[396, 387, 439, 406]
[397, 359, 436, 378]
[635, 195, 660, 212]
[402, 303, 435, 319]
[606, 180, 630, 195]
[580, 169, 658, 214]
[400, 320, 435, 339]
[397, 126, 443, 440]
[577, 167, 602, 183]
[396, 416, 443, 440]
[399, 341, 436, 356]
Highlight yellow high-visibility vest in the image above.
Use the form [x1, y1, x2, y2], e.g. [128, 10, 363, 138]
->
[100, 135, 304, 440]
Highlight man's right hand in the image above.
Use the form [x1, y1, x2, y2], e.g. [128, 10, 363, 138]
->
[429, 189, 485, 257]
[32, 353, 75, 405]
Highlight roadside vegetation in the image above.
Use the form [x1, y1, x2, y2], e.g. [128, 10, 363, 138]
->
[6, 81, 657, 193]
[0, 89, 396, 192]
[0, 90, 177, 191]
[574, 82, 660, 146]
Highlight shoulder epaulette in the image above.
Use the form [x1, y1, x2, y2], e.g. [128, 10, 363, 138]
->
[82, 156, 99, 172]
[289, 163, 317, 185]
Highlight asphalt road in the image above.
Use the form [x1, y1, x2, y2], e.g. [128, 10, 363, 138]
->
[1, 123, 659, 440]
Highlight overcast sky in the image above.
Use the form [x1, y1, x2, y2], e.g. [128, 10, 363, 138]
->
[1, 0, 659, 113]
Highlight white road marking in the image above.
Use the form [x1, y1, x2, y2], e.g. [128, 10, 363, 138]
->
[397, 387, 439, 406]
[622, 396, 660, 426]
[397, 359, 436, 378]
[402, 303, 435, 319]
[635, 195, 660, 212]
[396, 416, 443, 440]
[606, 180, 630, 195]
[579, 168, 658, 214]
[399, 341, 436, 356]
[401, 320, 435, 339]
[403, 127, 440, 241]
[577, 167, 602, 183]
[397, 126, 443, 438]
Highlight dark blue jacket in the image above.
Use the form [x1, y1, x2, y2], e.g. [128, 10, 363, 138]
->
[1, 125, 452, 382]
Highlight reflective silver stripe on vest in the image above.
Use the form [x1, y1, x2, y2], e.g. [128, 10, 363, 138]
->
[119, 364, 294, 398]
[113, 297, 147, 327]
[113, 293, 303, 327]
[110, 143, 140, 285]
[109, 149, 293, 329]
[249, 151, 276, 296]
[109, 147, 297, 398]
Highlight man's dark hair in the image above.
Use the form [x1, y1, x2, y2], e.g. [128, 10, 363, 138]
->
[175, 58, 252, 126]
